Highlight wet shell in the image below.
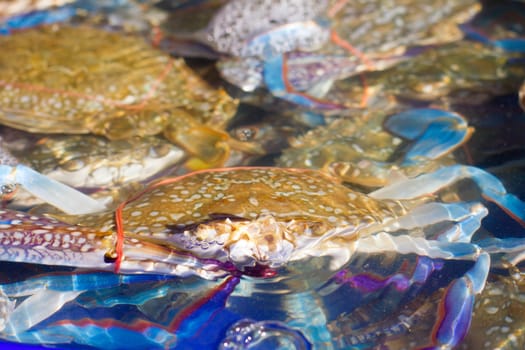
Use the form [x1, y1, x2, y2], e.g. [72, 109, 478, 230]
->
[0, 25, 238, 140]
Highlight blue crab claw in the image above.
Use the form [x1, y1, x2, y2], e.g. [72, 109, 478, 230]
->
[0, 164, 106, 215]
[370, 165, 525, 226]
[422, 253, 489, 350]
[384, 109, 473, 166]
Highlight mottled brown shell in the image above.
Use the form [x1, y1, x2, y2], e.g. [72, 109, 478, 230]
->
[0, 25, 237, 140]
[74, 168, 402, 243]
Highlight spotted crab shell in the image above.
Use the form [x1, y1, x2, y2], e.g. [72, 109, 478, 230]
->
[74, 168, 402, 268]
[0, 25, 237, 140]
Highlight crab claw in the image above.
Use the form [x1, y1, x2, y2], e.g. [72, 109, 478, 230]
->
[422, 253, 489, 350]
[164, 110, 265, 170]
[0, 164, 106, 215]
[370, 165, 525, 226]
[384, 108, 473, 166]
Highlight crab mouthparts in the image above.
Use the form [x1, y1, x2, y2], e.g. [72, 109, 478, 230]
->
[174, 215, 325, 269]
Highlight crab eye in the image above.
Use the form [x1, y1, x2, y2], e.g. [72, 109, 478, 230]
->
[151, 144, 170, 157]
[62, 158, 85, 171]
[233, 126, 257, 142]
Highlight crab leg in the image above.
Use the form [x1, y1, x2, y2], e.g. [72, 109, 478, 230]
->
[2, 310, 177, 348]
[0, 0, 141, 35]
[370, 165, 525, 225]
[2, 289, 83, 337]
[0, 273, 174, 337]
[284, 291, 333, 349]
[476, 237, 525, 267]
[426, 252, 489, 349]
[0, 209, 114, 268]
[461, 25, 525, 53]
[335, 256, 444, 294]
[382, 202, 488, 243]
[353, 241, 490, 348]
[384, 108, 473, 166]
[0, 165, 106, 215]
[0, 272, 230, 347]
[355, 232, 483, 261]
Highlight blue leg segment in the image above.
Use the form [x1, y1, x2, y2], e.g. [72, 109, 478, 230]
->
[0, 272, 174, 296]
[422, 253, 489, 349]
[335, 256, 443, 293]
[0, 273, 177, 339]
[493, 38, 525, 53]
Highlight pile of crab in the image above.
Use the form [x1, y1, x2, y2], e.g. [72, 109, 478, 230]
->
[0, 0, 524, 349]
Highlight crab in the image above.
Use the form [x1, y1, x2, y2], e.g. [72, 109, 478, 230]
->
[0, 24, 262, 169]
[279, 107, 472, 188]
[0, 164, 523, 348]
[9, 134, 184, 190]
[327, 39, 525, 109]
[163, 0, 480, 109]
[0, 128, 186, 209]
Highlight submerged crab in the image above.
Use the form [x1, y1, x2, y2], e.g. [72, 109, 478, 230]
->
[0, 129, 185, 209]
[0, 25, 252, 169]
[6, 132, 184, 190]
[328, 40, 525, 108]
[279, 107, 472, 188]
[0, 164, 523, 347]
[164, 0, 480, 109]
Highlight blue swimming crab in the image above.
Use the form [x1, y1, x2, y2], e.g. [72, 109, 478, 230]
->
[279, 107, 473, 188]
[164, 0, 480, 109]
[327, 39, 525, 108]
[0, 24, 262, 169]
[0, 128, 186, 209]
[0, 164, 523, 348]
[3, 130, 183, 189]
